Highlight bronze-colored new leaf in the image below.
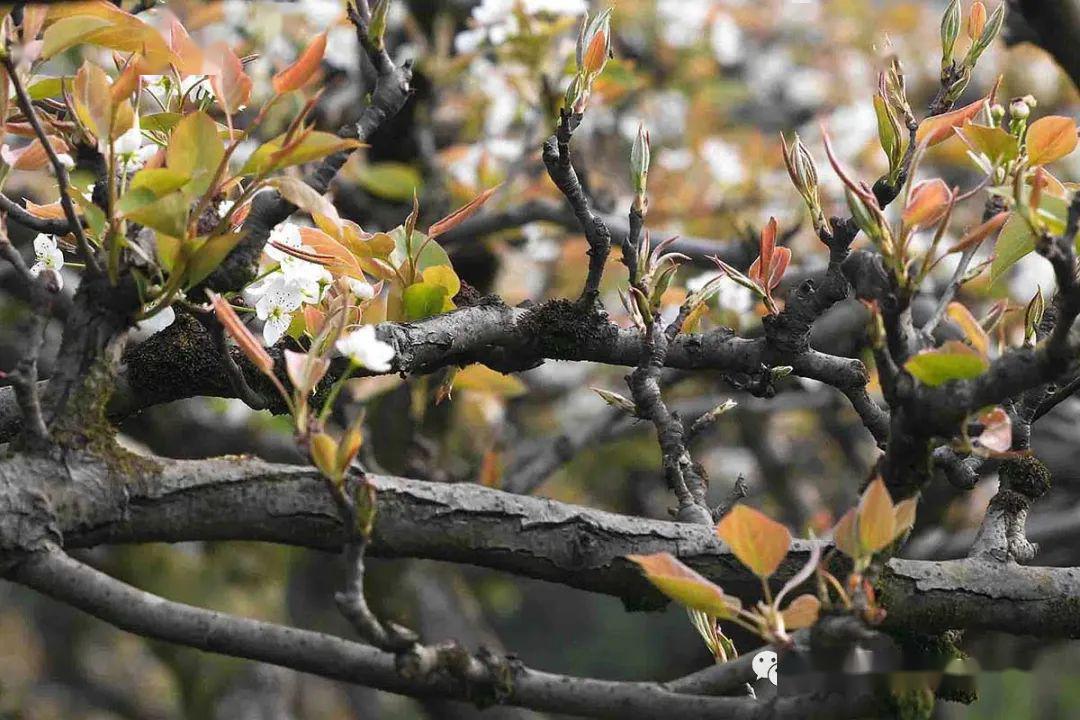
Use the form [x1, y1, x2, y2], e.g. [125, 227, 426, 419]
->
[628, 553, 741, 618]
[272, 32, 327, 94]
[715, 504, 792, 579]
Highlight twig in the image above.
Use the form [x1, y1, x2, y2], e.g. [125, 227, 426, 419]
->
[1, 54, 100, 276]
[0, 193, 76, 236]
[200, 313, 271, 411]
[0, 228, 53, 444]
[541, 110, 613, 303]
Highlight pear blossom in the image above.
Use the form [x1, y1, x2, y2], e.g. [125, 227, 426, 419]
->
[29, 234, 65, 289]
[113, 113, 143, 156]
[336, 325, 395, 372]
[254, 276, 304, 346]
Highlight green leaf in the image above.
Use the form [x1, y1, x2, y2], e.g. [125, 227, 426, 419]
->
[402, 282, 448, 321]
[958, 123, 1018, 165]
[41, 15, 112, 59]
[124, 192, 189, 239]
[27, 76, 70, 100]
[903, 343, 989, 386]
[390, 228, 451, 275]
[72, 191, 105, 238]
[166, 111, 224, 197]
[240, 131, 363, 176]
[156, 234, 182, 273]
[130, 168, 190, 197]
[356, 161, 423, 201]
[142, 112, 182, 133]
[185, 232, 244, 287]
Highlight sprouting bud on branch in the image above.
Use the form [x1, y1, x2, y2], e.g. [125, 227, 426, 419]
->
[873, 88, 903, 185]
[578, 8, 613, 76]
[631, 122, 650, 213]
[564, 8, 614, 116]
[780, 132, 828, 234]
[941, 0, 961, 69]
[845, 187, 891, 255]
[965, 1, 1005, 68]
[967, 1, 987, 41]
[368, 0, 390, 52]
[591, 387, 638, 415]
[1025, 287, 1045, 347]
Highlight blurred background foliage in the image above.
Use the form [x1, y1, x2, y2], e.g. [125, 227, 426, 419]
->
[2, 0, 1079, 718]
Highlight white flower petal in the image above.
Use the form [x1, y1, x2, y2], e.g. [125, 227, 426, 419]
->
[262, 313, 291, 346]
[33, 234, 56, 257]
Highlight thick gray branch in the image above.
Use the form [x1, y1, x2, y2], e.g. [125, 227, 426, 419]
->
[9, 454, 1079, 636]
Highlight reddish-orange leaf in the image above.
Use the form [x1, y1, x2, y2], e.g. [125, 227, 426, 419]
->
[25, 199, 72, 220]
[946, 211, 1008, 253]
[209, 42, 253, 116]
[781, 594, 821, 630]
[903, 179, 953, 229]
[893, 497, 918, 540]
[168, 15, 212, 77]
[968, 1, 987, 40]
[1, 136, 69, 170]
[974, 406, 1013, 454]
[582, 29, 608, 75]
[110, 60, 140, 105]
[915, 79, 999, 147]
[767, 246, 791, 290]
[857, 478, 896, 555]
[832, 507, 859, 558]
[628, 552, 741, 618]
[947, 302, 991, 357]
[428, 185, 500, 239]
[715, 504, 791, 579]
[1027, 115, 1079, 166]
[210, 291, 274, 375]
[298, 226, 364, 279]
[273, 32, 327, 94]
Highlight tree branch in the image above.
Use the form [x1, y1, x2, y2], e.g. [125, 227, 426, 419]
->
[9, 549, 875, 720]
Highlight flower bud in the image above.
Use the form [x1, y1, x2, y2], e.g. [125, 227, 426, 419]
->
[941, 0, 961, 67]
[989, 103, 1005, 123]
[1010, 97, 1031, 120]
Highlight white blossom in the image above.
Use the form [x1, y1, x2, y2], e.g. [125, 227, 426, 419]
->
[336, 325, 395, 372]
[253, 276, 303, 346]
[114, 113, 143, 156]
[29, 234, 65, 289]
